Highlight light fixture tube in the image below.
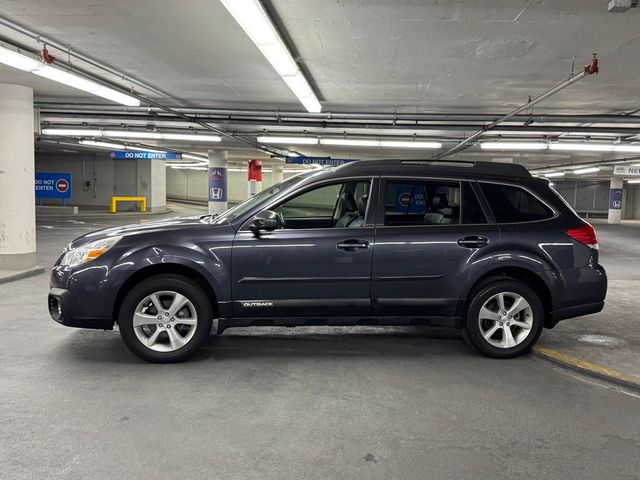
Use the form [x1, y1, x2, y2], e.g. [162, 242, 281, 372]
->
[480, 142, 548, 150]
[218, 0, 321, 113]
[257, 136, 319, 145]
[0, 45, 140, 107]
[573, 167, 601, 174]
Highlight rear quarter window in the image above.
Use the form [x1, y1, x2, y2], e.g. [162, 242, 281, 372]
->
[480, 183, 554, 223]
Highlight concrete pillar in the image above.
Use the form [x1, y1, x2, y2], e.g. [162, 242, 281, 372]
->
[208, 150, 228, 214]
[272, 164, 284, 184]
[608, 177, 624, 224]
[136, 159, 166, 213]
[0, 85, 36, 270]
[247, 159, 263, 197]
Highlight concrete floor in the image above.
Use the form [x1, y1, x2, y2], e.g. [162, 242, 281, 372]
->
[1, 205, 639, 480]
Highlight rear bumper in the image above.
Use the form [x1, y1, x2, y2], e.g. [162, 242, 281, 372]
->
[546, 263, 607, 327]
[550, 300, 605, 325]
[48, 287, 114, 330]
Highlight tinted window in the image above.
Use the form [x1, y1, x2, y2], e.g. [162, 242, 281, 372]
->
[274, 180, 371, 229]
[384, 180, 460, 226]
[462, 182, 487, 224]
[480, 183, 554, 223]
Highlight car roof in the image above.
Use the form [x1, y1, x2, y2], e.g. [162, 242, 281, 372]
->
[330, 159, 531, 180]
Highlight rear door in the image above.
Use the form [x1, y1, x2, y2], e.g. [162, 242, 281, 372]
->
[371, 177, 500, 318]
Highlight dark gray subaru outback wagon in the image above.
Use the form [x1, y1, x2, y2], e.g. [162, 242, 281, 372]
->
[48, 160, 607, 362]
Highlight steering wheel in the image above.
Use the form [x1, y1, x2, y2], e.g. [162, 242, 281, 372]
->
[276, 211, 286, 229]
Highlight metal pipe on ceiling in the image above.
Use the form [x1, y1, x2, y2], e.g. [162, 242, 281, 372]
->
[34, 102, 640, 126]
[436, 56, 600, 158]
[0, 14, 182, 104]
[38, 114, 640, 136]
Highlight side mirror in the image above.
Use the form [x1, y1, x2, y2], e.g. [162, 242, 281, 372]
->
[249, 210, 280, 234]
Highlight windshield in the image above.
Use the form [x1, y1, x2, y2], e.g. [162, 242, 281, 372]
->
[212, 173, 310, 224]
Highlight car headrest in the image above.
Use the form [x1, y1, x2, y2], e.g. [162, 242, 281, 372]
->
[431, 193, 448, 210]
[340, 191, 358, 212]
[357, 194, 368, 216]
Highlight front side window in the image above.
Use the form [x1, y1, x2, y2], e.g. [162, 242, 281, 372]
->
[480, 183, 554, 223]
[384, 180, 460, 226]
[273, 180, 371, 229]
[213, 173, 309, 224]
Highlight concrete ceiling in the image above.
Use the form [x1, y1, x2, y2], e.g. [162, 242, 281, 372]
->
[0, 0, 637, 112]
[1, 0, 640, 170]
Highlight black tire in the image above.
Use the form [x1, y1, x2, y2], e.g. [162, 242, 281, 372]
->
[463, 277, 544, 359]
[118, 274, 213, 363]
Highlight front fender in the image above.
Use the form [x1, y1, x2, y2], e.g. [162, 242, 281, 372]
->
[113, 242, 232, 304]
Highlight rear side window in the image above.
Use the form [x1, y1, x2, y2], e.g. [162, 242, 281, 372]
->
[480, 183, 554, 223]
[384, 180, 460, 226]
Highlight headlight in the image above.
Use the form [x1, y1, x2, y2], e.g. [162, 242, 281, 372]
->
[60, 236, 122, 266]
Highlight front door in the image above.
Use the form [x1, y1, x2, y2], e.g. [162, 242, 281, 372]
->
[231, 178, 376, 318]
[371, 178, 499, 318]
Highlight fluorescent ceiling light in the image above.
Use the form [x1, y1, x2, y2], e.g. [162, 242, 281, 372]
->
[79, 140, 126, 149]
[320, 138, 442, 148]
[480, 142, 548, 150]
[0, 45, 41, 71]
[182, 154, 208, 162]
[544, 172, 565, 178]
[627, 179, 640, 184]
[42, 128, 221, 142]
[42, 128, 103, 136]
[321, 138, 380, 147]
[613, 145, 640, 153]
[257, 136, 319, 145]
[379, 140, 442, 149]
[549, 143, 613, 152]
[573, 167, 600, 174]
[0, 45, 140, 107]
[219, 0, 321, 113]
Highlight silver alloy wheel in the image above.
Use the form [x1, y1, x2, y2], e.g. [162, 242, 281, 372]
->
[477, 291, 533, 349]
[132, 290, 198, 352]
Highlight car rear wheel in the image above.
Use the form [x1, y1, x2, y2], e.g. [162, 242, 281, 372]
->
[118, 274, 213, 363]
[463, 278, 543, 359]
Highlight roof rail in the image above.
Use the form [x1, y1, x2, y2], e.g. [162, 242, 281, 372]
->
[340, 159, 531, 178]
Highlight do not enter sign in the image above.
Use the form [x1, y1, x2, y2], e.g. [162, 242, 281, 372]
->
[35, 172, 72, 199]
[56, 178, 69, 193]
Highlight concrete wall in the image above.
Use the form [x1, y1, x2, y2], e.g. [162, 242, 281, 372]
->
[166, 167, 293, 204]
[622, 184, 640, 220]
[553, 180, 610, 217]
[35, 152, 165, 211]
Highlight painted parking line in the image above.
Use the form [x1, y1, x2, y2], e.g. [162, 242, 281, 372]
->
[533, 346, 640, 391]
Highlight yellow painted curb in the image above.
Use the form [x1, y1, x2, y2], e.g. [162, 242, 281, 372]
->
[533, 346, 640, 390]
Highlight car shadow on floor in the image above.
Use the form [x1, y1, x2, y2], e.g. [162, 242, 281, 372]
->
[55, 326, 471, 364]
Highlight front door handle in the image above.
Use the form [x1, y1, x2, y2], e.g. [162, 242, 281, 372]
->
[457, 235, 489, 248]
[337, 239, 370, 251]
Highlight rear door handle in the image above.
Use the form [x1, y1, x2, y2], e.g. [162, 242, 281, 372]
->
[337, 239, 370, 251]
[457, 235, 489, 248]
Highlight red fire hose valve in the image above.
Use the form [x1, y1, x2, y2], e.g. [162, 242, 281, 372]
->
[584, 54, 599, 75]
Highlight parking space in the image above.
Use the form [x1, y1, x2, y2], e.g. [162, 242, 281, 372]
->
[1, 206, 639, 479]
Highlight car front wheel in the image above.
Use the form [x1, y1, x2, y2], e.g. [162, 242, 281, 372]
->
[463, 278, 544, 359]
[118, 274, 213, 363]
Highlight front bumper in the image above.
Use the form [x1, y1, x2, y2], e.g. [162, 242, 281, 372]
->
[48, 287, 114, 330]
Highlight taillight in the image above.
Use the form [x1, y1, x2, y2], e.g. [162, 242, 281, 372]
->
[567, 224, 598, 249]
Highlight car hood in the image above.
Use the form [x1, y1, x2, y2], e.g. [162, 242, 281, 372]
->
[68, 215, 225, 248]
